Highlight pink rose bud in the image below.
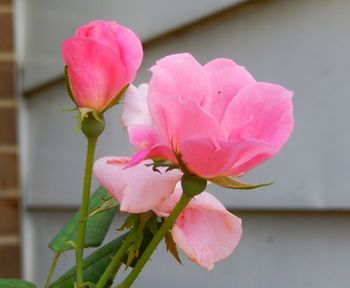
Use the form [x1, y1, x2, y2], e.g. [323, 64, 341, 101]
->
[122, 53, 294, 179]
[62, 20, 143, 113]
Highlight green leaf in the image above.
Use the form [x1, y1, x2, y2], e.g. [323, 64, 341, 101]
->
[51, 225, 156, 287]
[0, 279, 37, 288]
[49, 187, 117, 253]
[122, 225, 154, 269]
[50, 233, 129, 288]
[165, 231, 182, 265]
[209, 176, 273, 190]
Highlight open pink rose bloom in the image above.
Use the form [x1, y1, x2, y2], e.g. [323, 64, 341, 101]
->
[122, 53, 294, 179]
[62, 20, 143, 112]
[94, 157, 242, 270]
[94, 52, 293, 271]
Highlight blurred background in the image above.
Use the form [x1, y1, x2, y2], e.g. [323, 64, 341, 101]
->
[1, 0, 350, 286]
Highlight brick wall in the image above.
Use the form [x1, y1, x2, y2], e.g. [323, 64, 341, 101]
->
[0, 0, 21, 278]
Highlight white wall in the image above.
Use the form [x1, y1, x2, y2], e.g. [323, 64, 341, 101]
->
[22, 0, 350, 286]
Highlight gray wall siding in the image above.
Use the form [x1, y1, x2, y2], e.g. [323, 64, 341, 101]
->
[30, 211, 350, 287]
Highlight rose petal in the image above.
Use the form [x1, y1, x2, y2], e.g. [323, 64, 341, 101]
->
[127, 124, 161, 150]
[127, 145, 177, 167]
[179, 137, 275, 178]
[222, 82, 294, 152]
[62, 37, 126, 111]
[204, 58, 255, 122]
[150, 97, 226, 146]
[155, 190, 242, 270]
[149, 53, 210, 105]
[93, 156, 181, 213]
[77, 21, 143, 82]
[122, 84, 152, 127]
[153, 189, 182, 217]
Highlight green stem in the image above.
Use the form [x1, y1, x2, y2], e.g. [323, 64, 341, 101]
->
[96, 232, 135, 288]
[75, 136, 97, 286]
[116, 193, 192, 288]
[44, 252, 61, 288]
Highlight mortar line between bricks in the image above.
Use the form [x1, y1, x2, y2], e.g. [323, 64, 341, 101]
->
[0, 234, 19, 245]
[0, 5, 12, 13]
[0, 100, 17, 108]
[0, 189, 19, 199]
[0, 53, 15, 61]
[0, 145, 18, 154]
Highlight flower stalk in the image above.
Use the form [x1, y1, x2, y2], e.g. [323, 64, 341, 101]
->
[44, 252, 61, 288]
[96, 230, 136, 288]
[75, 114, 105, 286]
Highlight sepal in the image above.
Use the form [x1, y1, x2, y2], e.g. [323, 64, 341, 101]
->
[181, 174, 207, 196]
[165, 231, 182, 264]
[64, 65, 77, 106]
[209, 175, 273, 190]
[146, 158, 180, 173]
[100, 83, 130, 113]
[80, 111, 105, 138]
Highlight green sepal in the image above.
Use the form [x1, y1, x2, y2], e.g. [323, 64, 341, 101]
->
[50, 233, 129, 288]
[80, 112, 105, 138]
[181, 174, 207, 196]
[209, 176, 273, 190]
[49, 187, 117, 253]
[78, 108, 105, 124]
[146, 159, 180, 173]
[165, 231, 182, 265]
[100, 84, 129, 114]
[64, 66, 77, 106]
[61, 107, 78, 113]
[0, 279, 37, 288]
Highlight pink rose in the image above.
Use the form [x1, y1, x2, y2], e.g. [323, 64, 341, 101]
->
[62, 20, 143, 112]
[122, 53, 294, 179]
[93, 156, 242, 270]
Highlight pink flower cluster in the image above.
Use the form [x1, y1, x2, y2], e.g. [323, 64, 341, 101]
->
[63, 20, 293, 270]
